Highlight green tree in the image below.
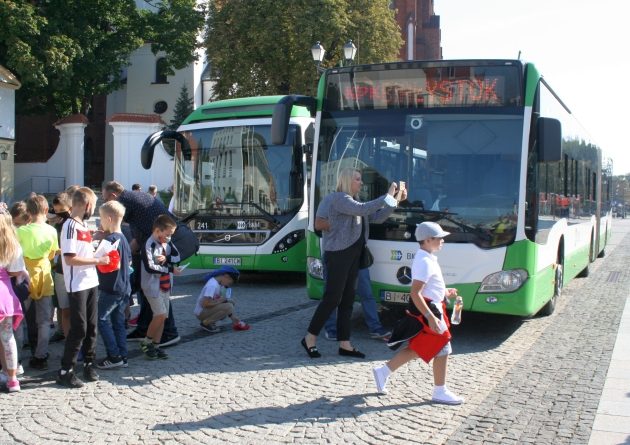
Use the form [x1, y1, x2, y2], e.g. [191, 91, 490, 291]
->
[0, 0, 206, 117]
[169, 84, 195, 130]
[205, 0, 402, 99]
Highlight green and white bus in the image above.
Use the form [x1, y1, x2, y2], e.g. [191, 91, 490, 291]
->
[272, 59, 611, 316]
[142, 96, 314, 272]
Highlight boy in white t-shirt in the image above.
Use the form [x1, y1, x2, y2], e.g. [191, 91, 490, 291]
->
[56, 187, 110, 389]
[372, 222, 463, 405]
[194, 266, 250, 333]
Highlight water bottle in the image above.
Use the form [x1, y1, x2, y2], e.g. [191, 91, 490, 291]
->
[451, 296, 463, 325]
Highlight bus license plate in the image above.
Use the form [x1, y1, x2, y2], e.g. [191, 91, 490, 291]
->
[213, 257, 241, 266]
[381, 291, 410, 304]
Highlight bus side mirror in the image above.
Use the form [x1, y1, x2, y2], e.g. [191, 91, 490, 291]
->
[537, 117, 562, 162]
[141, 130, 191, 169]
[271, 95, 317, 145]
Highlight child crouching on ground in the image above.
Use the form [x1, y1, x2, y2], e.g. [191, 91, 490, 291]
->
[140, 214, 182, 360]
[194, 266, 250, 333]
[95, 201, 131, 369]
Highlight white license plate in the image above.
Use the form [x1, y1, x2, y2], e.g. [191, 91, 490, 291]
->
[213, 257, 241, 266]
[381, 291, 410, 304]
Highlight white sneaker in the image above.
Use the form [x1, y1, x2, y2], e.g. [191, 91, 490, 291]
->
[17, 364, 24, 376]
[372, 365, 390, 394]
[431, 386, 463, 405]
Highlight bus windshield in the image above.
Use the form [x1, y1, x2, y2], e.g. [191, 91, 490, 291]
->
[173, 124, 303, 226]
[315, 110, 523, 248]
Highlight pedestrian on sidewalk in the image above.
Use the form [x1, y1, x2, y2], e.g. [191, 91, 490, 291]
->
[0, 206, 27, 392]
[372, 222, 463, 405]
[95, 201, 132, 369]
[17, 194, 59, 371]
[139, 215, 183, 360]
[301, 168, 399, 359]
[56, 187, 111, 388]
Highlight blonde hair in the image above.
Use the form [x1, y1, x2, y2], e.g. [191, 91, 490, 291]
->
[26, 194, 49, 216]
[336, 168, 361, 196]
[0, 213, 20, 267]
[99, 200, 126, 219]
[72, 187, 97, 207]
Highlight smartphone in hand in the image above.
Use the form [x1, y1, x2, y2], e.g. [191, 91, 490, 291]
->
[399, 181, 406, 191]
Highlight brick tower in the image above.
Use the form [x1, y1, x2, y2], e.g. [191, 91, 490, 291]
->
[392, 0, 442, 61]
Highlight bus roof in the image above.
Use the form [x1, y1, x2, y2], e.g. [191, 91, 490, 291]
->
[182, 95, 311, 125]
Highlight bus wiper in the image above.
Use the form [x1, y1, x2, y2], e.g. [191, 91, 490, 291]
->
[399, 207, 491, 240]
[245, 201, 282, 225]
[179, 210, 199, 224]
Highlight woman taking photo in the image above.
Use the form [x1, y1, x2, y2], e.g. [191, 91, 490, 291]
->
[301, 168, 399, 359]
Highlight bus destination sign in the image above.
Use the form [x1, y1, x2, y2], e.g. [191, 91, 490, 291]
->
[327, 64, 521, 110]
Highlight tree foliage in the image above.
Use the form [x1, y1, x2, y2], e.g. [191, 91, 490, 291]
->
[0, 0, 206, 117]
[205, 0, 402, 99]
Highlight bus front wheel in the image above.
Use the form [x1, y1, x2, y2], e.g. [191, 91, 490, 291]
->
[540, 263, 562, 316]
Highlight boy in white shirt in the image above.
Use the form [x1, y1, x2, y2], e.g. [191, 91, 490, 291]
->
[194, 266, 250, 333]
[372, 222, 463, 405]
[56, 187, 110, 389]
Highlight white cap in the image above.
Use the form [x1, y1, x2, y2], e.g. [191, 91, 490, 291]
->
[415, 221, 450, 242]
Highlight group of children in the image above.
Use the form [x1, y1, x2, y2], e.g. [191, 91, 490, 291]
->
[0, 185, 250, 392]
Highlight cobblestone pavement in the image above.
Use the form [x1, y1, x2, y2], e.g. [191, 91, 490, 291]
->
[1, 221, 629, 444]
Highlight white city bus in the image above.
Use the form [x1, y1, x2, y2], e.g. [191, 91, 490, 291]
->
[272, 59, 611, 316]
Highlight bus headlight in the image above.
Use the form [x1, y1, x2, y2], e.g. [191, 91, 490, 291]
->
[272, 230, 305, 254]
[478, 269, 528, 293]
[307, 257, 324, 280]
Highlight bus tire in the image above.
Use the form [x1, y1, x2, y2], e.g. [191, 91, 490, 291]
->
[577, 233, 594, 278]
[540, 262, 562, 316]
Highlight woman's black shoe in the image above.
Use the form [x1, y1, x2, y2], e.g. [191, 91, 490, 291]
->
[338, 347, 366, 359]
[301, 338, 321, 358]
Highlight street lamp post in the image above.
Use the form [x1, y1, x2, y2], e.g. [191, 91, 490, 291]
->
[310, 39, 357, 72]
[343, 40, 357, 65]
[311, 41, 326, 73]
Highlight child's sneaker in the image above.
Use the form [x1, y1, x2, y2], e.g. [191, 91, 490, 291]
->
[29, 356, 48, 370]
[369, 328, 392, 341]
[56, 370, 84, 388]
[200, 322, 220, 333]
[83, 362, 99, 382]
[96, 356, 124, 369]
[17, 363, 24, 376]
[143, 343, 158, 360]
[140, 340, 150, 353]
[372, 365, 390, 394]
[156, 348, 169, 360]
[431, 386, 463, 405]
[233, 321, 250, 331]
[7, 379, 20, 393]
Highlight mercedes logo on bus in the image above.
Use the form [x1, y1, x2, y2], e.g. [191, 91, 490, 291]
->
[396, 266, 412, 285]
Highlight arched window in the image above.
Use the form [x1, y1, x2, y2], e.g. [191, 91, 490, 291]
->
[155, 58, 169, 84]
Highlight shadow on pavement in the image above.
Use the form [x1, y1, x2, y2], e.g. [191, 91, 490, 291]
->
[152, 394, 431, 431]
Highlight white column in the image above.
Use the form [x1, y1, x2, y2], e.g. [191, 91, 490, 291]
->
[55, 118, 88, 187]
[109, 116, 172, 190]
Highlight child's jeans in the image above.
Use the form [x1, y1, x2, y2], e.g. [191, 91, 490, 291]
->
[24, 296, 52, 359]
[98, 291, 129, 359]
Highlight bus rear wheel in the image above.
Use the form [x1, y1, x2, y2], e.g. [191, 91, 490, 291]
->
[540, 263, 562, 316]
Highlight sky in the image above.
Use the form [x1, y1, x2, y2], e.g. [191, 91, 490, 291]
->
[435, 0, 630, 174]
